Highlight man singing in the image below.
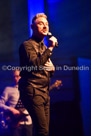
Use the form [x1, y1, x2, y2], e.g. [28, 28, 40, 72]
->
[19, 13, 58, 136]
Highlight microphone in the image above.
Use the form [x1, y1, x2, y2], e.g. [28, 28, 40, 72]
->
[47, 32, 58, 48]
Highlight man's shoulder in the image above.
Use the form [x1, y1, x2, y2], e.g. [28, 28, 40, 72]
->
[20, 38, 36, 49]
[20, 38, 39, 52]
[23, 37, 33, 44]
[4, 86, 18, 92]
[24, 37, 38, 46]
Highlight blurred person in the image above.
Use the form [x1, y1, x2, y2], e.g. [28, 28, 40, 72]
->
[49, 80, 62, 91]
[0, 70, 32, 136]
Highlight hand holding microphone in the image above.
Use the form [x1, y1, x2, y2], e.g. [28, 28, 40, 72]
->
[47, 32, 58, 48]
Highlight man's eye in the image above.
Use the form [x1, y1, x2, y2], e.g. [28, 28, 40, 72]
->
[38, 22, 43, 25]
[37, 22, 49, 26]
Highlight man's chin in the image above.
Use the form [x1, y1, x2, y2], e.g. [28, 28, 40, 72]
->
[42, 32, 48, 36]
[39, 32, 47, 38]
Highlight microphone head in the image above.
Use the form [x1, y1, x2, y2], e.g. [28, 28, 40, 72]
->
[47, 32, 52, 36]
[47, 32, 52, 38]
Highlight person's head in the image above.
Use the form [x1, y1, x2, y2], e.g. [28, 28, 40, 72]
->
[12, 70, 21, 85]
[31, 13, 49, 39]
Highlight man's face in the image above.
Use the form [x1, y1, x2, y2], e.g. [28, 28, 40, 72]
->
[32, 17, 49, 37]
[13, 71, 21, 85]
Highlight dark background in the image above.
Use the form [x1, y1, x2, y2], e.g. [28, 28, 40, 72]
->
[0, 0, 91, 136]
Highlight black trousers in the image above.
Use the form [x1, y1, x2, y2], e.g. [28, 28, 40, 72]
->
[9, 124, 32, 136]
[19, 82, 50, 136]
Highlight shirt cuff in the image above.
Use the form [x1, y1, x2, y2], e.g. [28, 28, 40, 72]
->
[46, 48, 52, 57]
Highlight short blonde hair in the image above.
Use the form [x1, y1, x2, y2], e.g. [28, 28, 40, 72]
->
[32, 13, 47, 24]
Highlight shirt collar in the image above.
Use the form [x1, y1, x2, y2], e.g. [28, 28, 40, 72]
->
[14, 85, 18, 88]
[31, 35, 44, 43]
[31, 35, 44, 49]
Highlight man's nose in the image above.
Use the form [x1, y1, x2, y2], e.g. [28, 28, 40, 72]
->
[43, 23, 48, 29]
[43, 26, 46, 29]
